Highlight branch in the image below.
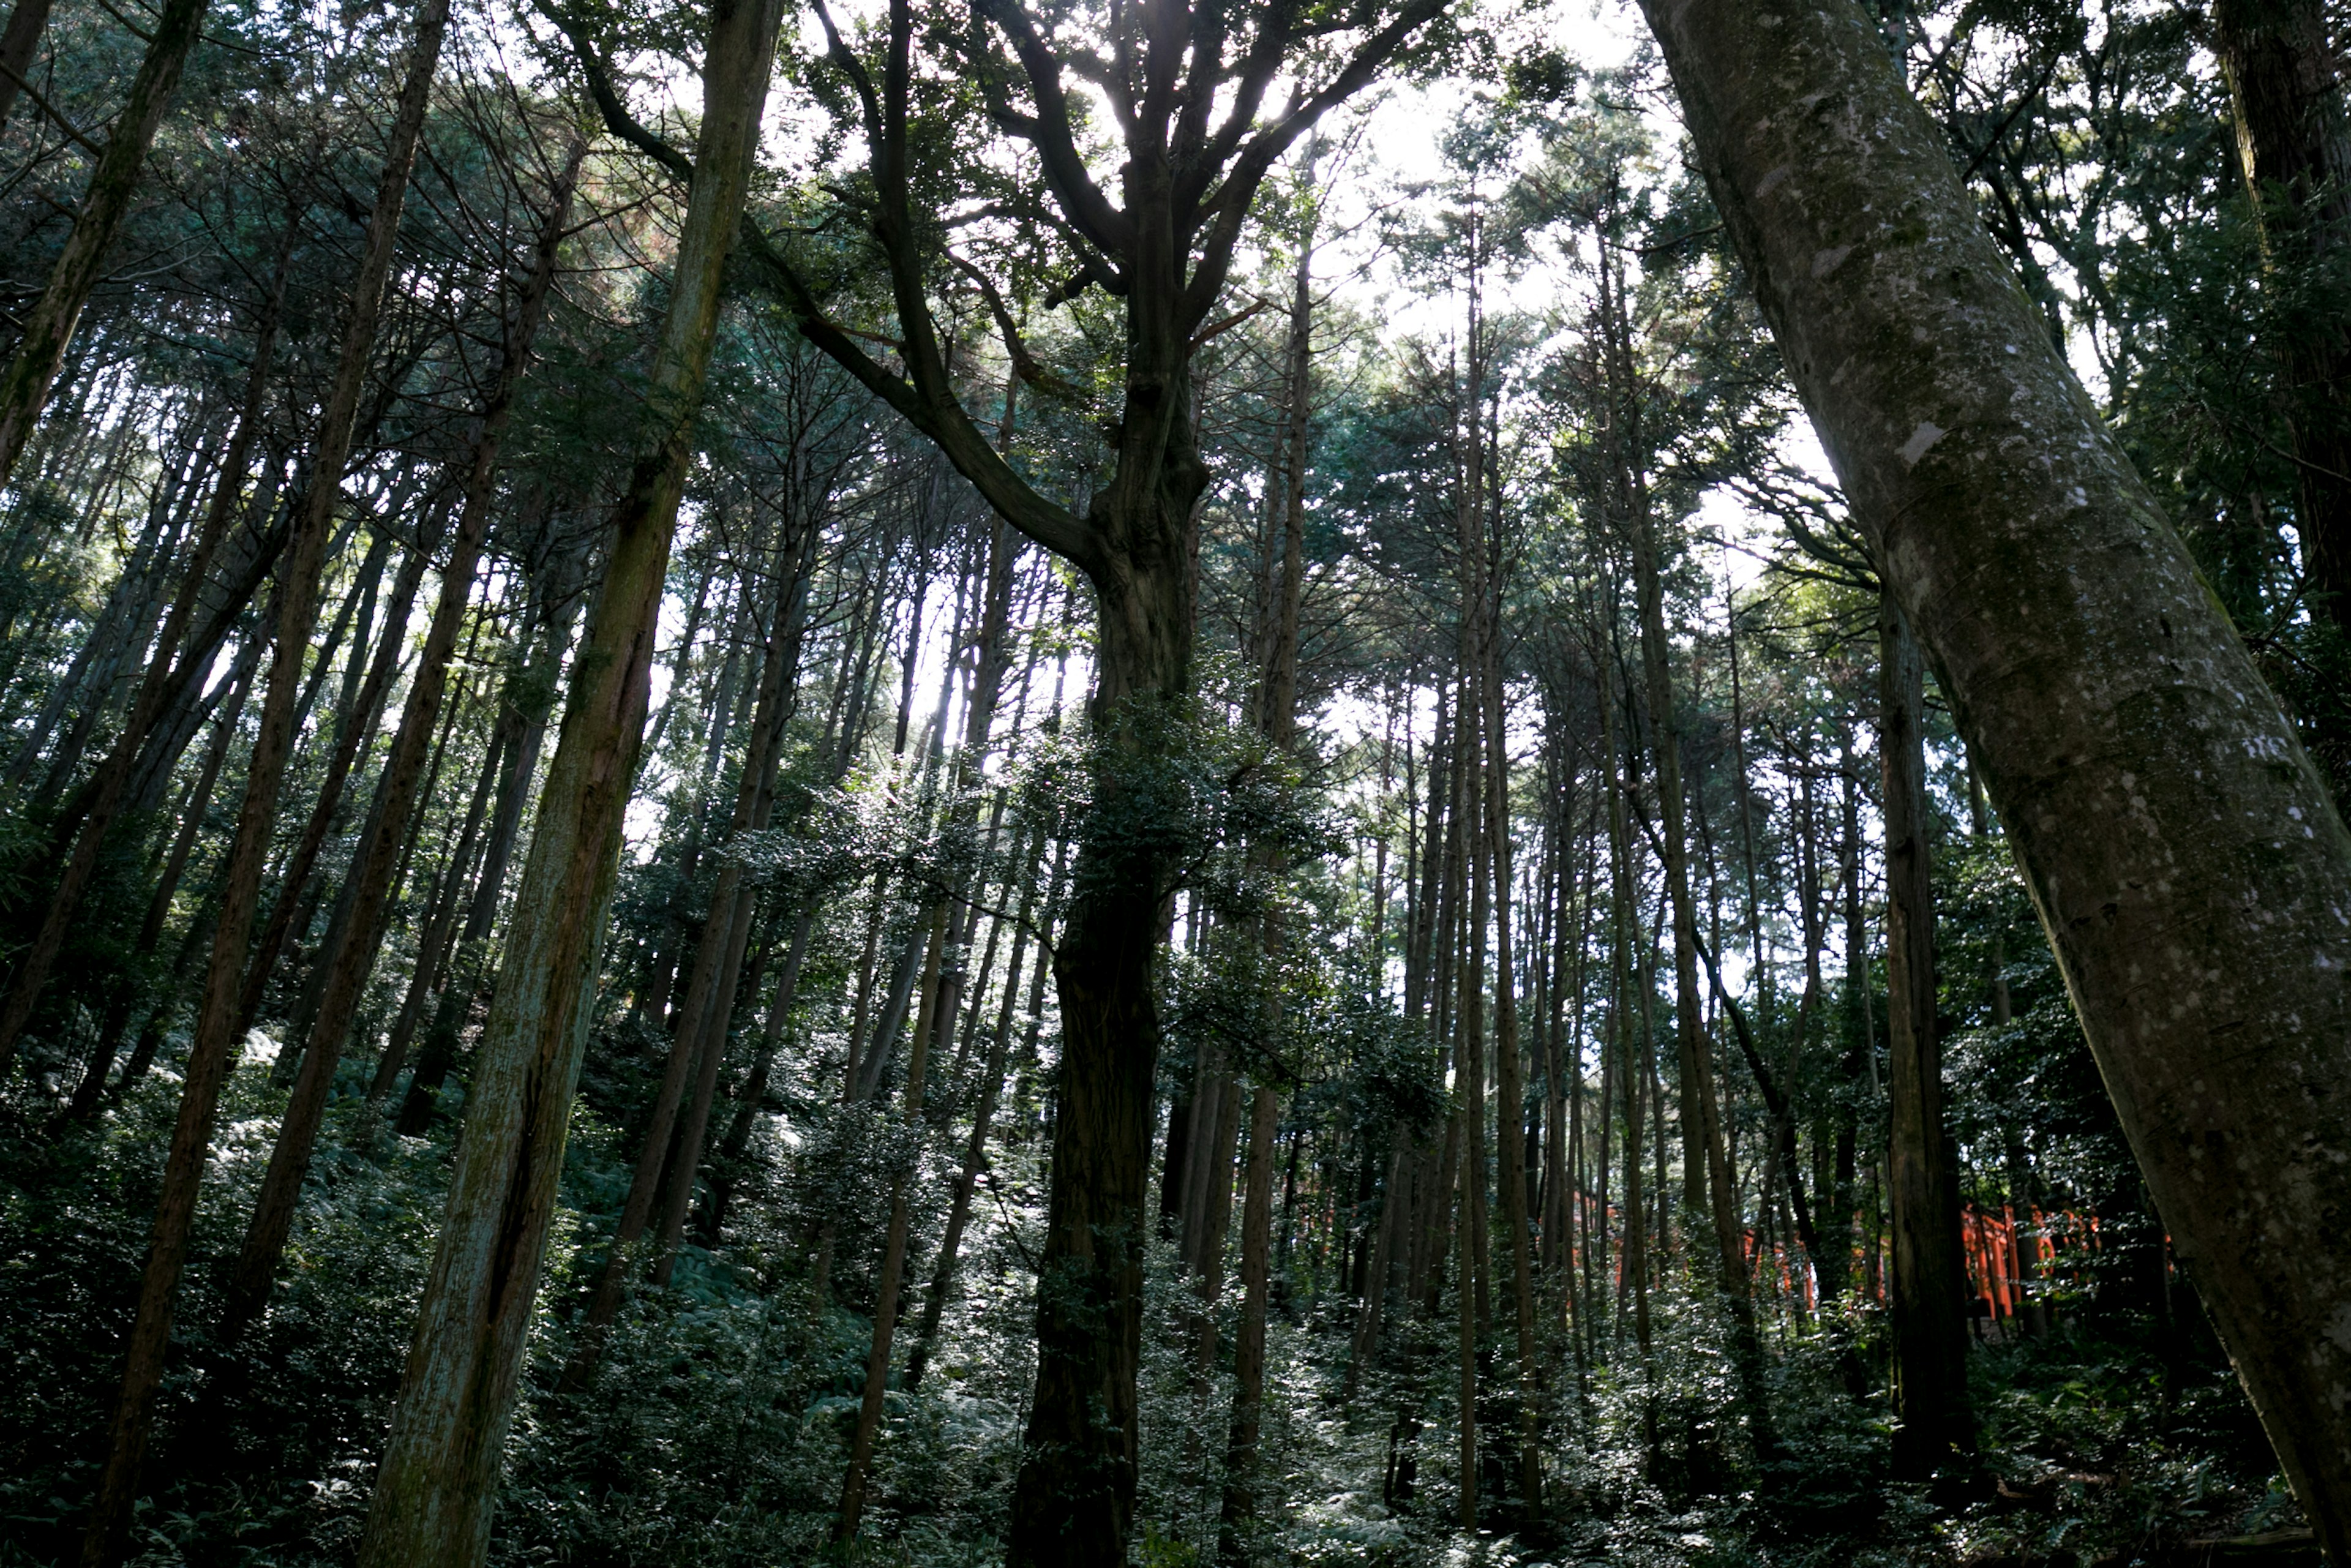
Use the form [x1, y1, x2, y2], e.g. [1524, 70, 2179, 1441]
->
[0, 58, 103, 155]
[970, 0, 1138, 257]
[545, 5, 695, 180]
[945, 252, 1084, 400]
[1183, 0, 1449, 320]
[733, 219, 1100, 571]
[1179, 0, 1297, 202]
[1188, 294, 1273, 350]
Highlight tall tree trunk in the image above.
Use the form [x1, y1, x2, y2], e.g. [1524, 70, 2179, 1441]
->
[73, 2, 451, 1558]
[1220, 199, 1313, 1546]
[648, 542, 813, 1281]
[1216, 1082, 1281, 1564]
[1607, 240, 1764, 1444]
[834, 900, 947, 1542]
[905, 819, 1046, 1391]
[1879, 591, 1973, 1474]
[0, 0, 214, 482]
[355, 6, 783, 1558]
[2213, 0, 2351, 658]
[0, 231, 291, 1070]
[1601, 667, 1649, 1365]
[0, 0, 57, 127]
[64, 641, 257, 1122]
[217, 150, 582, 1340]
[1637, 0, 2351, 1540]
[233, 533, 425, 1040]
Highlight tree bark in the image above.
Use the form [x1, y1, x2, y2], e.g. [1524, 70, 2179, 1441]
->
[1637, 0, 2351, 1543]
[355, 4, 782, 1558]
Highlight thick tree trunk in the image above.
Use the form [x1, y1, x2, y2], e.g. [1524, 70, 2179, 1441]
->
[218, 155, 580, 1339]
[73, 5, 449, 1557]
[1638, 0, 2351, 1544]
[1879, 592, 1974, 1474]
[356, 5, 782, 1558]
[1005, 497, 1202, 1568]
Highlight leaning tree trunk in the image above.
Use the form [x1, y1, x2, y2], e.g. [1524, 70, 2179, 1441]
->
[0, 0, 56, 128]
[354, 3, 782, 1560]
[0, 0, 213, 482]
[217, 149, 582, 1342]
[0, 231, 291, 1071]
[73, 4, 449, 1559]
[1635, 0, 2351, 1548]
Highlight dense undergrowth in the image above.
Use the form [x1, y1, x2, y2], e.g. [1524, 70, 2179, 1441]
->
[0, 1036, 2293, 1568]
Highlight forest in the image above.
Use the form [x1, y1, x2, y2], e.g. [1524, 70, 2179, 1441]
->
[2, 0, 2349, 1561]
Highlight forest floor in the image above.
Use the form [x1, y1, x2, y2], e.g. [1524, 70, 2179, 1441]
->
[0, 1051, 2302, 1568]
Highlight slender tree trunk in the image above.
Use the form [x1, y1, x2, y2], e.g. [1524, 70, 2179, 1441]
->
[0, 0, 215, 483]
[0, 232, 291, 1070]
[1602, 669, 1650, 1365]
[1215, 1081, 1280, 1565]
[0, 0, 56, 127]
[233, 535, 426, 1040]
[905, 820, 1046, 1390]
[2212, 0, 2351, 654]
[834, 899, 947, 1541]
[64, 645, 256, 1122]
[1879, 591, 1973, 1475]
[73, 5, 450, 1556]
[1608, 247, 1763, 1436]
[648, 532, 818, 1283]
[218, 152, 582, 1338]
[356, 7, 783, 1558]
[371, 716, 501, 1105]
